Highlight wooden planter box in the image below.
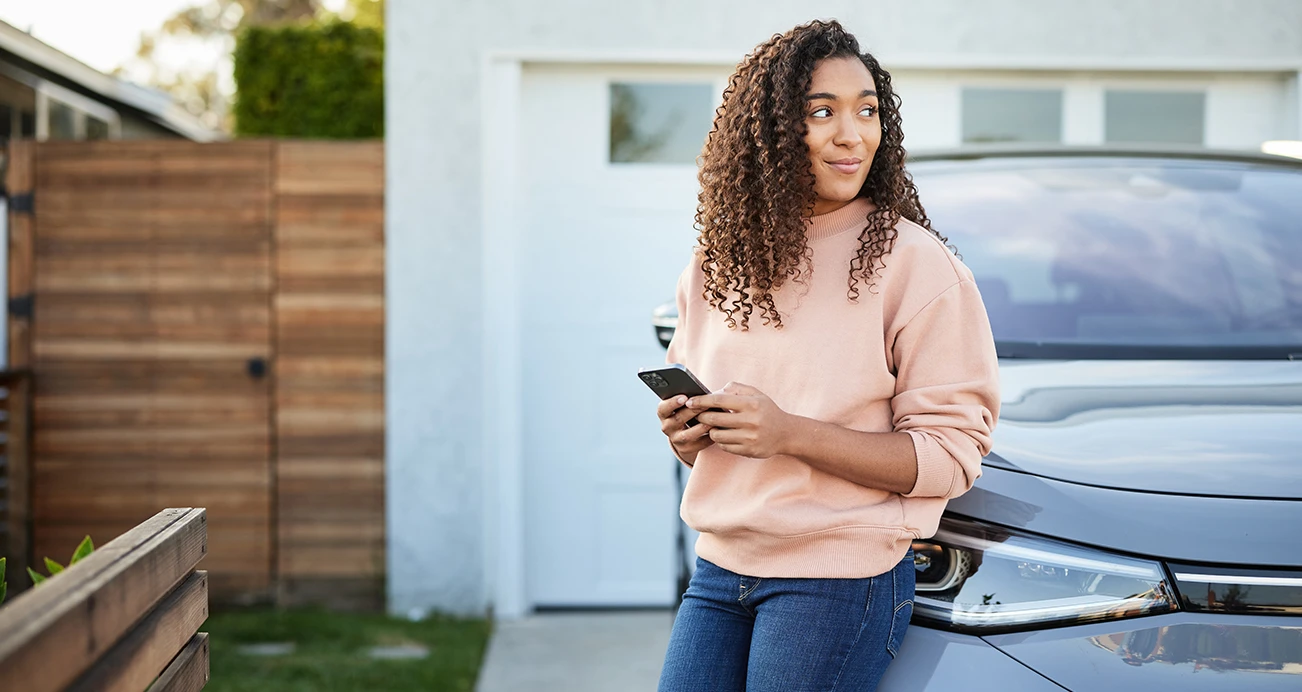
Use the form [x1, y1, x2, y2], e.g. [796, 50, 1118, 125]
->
[0, 508, 209, 691]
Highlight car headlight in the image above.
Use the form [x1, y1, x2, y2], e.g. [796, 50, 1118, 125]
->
[911, 516, 1178, 633]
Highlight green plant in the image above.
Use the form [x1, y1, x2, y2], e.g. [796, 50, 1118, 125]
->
[233, 20, 383, 138]
[27, 536, 94, 586]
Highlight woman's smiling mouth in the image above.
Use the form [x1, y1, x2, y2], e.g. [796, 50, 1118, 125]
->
[828, 158, 863, 174]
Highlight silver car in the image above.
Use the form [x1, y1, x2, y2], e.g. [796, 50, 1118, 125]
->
[655, 146, 1302, 691]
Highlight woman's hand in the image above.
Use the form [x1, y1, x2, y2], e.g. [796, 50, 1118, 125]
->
[690, 382, 799, 459]
[658, 395, 715, 462]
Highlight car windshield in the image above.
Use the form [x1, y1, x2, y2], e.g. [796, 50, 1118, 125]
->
[911, 156, 1302, 359]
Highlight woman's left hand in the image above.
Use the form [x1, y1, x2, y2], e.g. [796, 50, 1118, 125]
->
[688, 382, 800, 459]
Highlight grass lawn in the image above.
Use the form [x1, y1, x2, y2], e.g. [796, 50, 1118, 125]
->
[203, 608, 493, 692]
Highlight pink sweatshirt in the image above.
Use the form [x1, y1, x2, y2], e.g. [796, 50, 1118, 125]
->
[666, 196, 1000, 579]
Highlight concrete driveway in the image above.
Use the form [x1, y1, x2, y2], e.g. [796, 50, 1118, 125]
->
[475, 611, 675, 692]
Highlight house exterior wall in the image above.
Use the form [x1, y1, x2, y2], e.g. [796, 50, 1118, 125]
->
[117, 114, 181, 139]
[386, 0, 1302, 617]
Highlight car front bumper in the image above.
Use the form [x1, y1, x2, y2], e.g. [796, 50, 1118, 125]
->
[880, 612, 1302, 691]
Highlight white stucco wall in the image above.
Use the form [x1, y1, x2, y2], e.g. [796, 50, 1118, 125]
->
[387, 0, 1302, 616]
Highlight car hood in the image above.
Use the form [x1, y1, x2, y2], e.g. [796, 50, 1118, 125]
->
[988, 359, 1302, 499]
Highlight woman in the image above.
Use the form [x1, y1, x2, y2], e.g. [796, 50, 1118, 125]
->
[656, 19, 1000, 691]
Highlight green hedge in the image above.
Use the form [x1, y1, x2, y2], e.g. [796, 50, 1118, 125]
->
[233, 21, 383, 138]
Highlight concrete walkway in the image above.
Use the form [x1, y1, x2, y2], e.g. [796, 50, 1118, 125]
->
[475, 611, 675, 692]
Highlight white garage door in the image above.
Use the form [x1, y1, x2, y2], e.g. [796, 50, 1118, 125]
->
[518, 64, 725, 606]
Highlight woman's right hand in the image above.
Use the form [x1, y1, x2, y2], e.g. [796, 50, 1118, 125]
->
[658, 395, 715, 463]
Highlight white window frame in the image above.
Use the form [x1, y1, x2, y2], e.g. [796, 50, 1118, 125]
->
[949, 74, 1222, 148]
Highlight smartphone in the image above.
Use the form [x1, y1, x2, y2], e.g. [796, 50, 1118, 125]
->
[638, 364, 720, 427]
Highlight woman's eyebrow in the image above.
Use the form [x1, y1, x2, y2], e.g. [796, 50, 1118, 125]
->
[805, 89, 878, 101]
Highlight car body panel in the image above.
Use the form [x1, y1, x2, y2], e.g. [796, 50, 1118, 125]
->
[949, 465, 1302, 569]
[877, 625, 1065, 691]
[992, 360, 1302, 499]
[983, 612, 1302, 691]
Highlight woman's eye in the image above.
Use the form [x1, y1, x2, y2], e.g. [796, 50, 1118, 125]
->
[811, 107, 831, 118]
[861, 105, 878, 117]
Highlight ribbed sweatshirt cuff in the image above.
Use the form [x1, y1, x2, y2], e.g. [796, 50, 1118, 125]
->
[903, 429, 956, 498]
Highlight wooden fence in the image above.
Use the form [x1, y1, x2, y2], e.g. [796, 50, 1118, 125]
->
[3, 140, 383, 608]
[0, 507, 210, 691]
[273, 143, 385, 608]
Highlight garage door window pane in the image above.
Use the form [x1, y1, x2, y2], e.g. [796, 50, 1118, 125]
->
[1106, 91, 1204, 145]
[962, 88, 1062, 144]
[610, 82, 713, 164]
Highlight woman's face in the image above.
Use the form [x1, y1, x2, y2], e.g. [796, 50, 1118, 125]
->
[803, 57, 881, 216]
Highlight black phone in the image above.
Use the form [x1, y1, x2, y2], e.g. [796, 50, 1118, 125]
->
[638, 364, 721, 426]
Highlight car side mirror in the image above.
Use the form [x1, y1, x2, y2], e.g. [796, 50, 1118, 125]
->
[652, 301, 678, 350]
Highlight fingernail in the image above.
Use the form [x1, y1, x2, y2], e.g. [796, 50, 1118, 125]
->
[686, 399, 694, 407]
[677, 396, 687, 405]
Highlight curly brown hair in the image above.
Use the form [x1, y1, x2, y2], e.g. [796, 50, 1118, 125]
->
[695, 19, 951, 330]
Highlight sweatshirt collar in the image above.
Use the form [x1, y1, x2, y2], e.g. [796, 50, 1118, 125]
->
[805, 196, 874, 241]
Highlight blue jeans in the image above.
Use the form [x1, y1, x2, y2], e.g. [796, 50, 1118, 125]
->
[658, 551, 915, 692]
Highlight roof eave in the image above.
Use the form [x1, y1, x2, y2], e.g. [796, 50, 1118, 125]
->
[0, 19, 221, 142]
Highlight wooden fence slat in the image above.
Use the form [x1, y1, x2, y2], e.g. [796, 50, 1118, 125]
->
[0, 508, 206, 692]
[66, 570, 208, 692]
[148, 632, 210, 692]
